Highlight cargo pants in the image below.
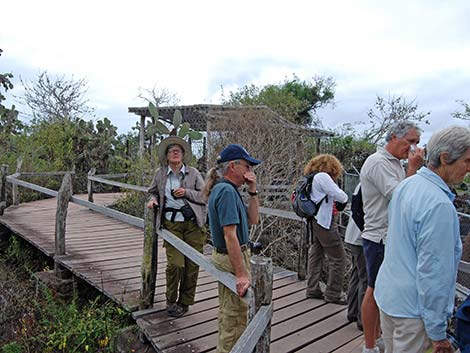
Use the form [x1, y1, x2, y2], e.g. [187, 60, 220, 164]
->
[212, 249, 251, 353]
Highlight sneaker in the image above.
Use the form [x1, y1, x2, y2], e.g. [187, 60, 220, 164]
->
[376, 337, 385, 353]
[324, 293, 348, 305]
[168, 303, 189, 318]
[362, 346, 380, 353]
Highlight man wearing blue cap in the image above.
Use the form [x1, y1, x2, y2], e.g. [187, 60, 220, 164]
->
[203, 144, 262, 353]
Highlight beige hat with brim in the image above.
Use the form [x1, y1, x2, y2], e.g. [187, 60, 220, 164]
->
[158, 136, 192, 166]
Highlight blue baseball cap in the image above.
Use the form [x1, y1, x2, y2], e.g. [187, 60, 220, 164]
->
[216, 144, 262, 165]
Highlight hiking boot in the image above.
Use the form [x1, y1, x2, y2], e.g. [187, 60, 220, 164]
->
[166, 301, 177, 316]
[306, 290, 324, 299]
[324, 293, 348, 305]
[168, 303, 189, 318]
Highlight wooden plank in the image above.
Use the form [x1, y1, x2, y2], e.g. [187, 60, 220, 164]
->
[270, 310, 349, 353]
[332, 335, 364, 353]
[297, 323, 362, 352]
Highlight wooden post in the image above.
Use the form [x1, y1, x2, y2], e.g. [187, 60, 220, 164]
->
[249, 255, 273, 353]
[87, 168, 96, 203]
[54, 173, 73, 278]
[12, 158, 23, 206]
[0, 164, 8, 216]
[297, 220, 310, 280]
[140, 203, 158, 310]
[138, 115, 146, 159]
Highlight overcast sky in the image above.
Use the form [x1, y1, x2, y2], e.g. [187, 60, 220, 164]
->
[2, 0, 470, 142]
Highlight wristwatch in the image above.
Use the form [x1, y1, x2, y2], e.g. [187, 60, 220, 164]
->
[248, 190, 259, 196]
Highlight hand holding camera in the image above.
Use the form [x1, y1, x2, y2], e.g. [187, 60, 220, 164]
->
[171, 188, 186, 199]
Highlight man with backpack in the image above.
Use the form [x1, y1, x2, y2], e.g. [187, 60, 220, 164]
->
[360, 121, 424, 353]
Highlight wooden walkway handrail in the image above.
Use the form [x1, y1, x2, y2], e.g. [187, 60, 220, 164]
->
[230, 303, 273, 353]
[88, 175, 148, 193]
[158, 227, 253, 304]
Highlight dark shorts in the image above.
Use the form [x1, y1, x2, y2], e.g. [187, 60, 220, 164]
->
[362, 238, 384, 288]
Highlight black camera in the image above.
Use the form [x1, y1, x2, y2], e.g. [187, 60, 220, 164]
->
[249, 241, 263, 255]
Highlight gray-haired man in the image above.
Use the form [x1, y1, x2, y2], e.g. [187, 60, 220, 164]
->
[360, 121, 424, 353]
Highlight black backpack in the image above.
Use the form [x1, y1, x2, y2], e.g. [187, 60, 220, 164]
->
[351, 184, 365, 231]
[291, 173, 327, 219]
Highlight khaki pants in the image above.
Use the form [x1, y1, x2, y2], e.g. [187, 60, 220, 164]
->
[306, 221, 346, 300]
[212, 249, 251, 353]
[163, 220, 206, 305]
[380, 309, 432, 353]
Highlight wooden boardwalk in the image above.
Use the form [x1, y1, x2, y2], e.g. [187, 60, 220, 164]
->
[0, 194, 364, 352]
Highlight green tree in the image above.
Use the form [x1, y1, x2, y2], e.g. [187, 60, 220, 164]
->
[222, 74, 335, 126]
[0, 48, 23, 165]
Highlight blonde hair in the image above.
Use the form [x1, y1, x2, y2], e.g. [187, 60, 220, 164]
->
[303, 154, 343, 181]
[202, 162, 230, 200]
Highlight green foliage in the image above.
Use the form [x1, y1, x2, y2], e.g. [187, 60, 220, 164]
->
[452, 100, 470, 120]
[2, 342, 22, 353]
[321, 135, 376, 170]
[147, 103, 202, 140]
[32, 290, 129, 353]
[222, 74, 335, 126]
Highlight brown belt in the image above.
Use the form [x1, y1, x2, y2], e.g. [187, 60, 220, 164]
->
[214, 243, 249, 254]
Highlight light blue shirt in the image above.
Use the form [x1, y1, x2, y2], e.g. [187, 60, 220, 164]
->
[374, 167, 462, 341]
[164, 165, 186, 222]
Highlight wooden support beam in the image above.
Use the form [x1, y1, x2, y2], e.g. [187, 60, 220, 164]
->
[87, 168, 96, 203]
[140, 204, 158, 310]
[0, 164, 8, 215]
[54, 172, 73, 278]
[249, 255, 273, 353]
[139, 115, 146, 159]
[12, 158, 23, 206]
[230, 255, 274, 353]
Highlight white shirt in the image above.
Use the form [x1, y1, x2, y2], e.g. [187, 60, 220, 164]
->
[360, 147, 405, 243]
[310, 172, 348, 229]
[345, 184, 363, 246]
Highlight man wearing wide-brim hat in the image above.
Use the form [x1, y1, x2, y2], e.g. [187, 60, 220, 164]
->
[147, 136, 207, 317]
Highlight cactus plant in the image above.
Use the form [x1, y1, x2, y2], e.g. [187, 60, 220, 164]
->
[148, 102, 202, 140]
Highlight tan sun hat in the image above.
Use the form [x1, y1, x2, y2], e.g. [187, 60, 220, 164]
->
[158, 136, 192, 166]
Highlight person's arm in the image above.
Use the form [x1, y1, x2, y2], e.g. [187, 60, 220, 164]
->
[224, 224, 251, 297]
[180, 169, 206, 205]
[417, 202, 460, 342]
[147, 169, 160, 208]
[368, 163, 404, 201]
[316, 173, 348, 203]
[244, 171, 259, 225]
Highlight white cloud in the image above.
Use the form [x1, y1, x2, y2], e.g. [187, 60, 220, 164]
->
[2, 0, 470, 135]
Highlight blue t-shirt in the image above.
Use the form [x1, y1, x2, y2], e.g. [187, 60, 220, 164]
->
[208, 179, 249, 249]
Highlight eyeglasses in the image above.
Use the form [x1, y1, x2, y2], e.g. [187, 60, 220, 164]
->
[167, 148, 183, 155]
